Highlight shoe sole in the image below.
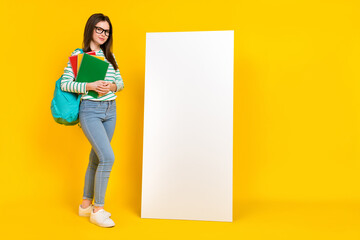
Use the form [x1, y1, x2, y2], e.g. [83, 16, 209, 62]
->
[79, 213, 91, 217]
[90, 218, 115, 227]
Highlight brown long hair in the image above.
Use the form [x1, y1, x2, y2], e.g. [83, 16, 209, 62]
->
[82, 13, 118, 71]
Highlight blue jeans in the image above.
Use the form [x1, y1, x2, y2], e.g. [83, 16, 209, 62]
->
[79, 99, 117, 207]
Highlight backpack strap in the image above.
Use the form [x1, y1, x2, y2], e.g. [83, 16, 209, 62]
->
[75, 48, 84, 54]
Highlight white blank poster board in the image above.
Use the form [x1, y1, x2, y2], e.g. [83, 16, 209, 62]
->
[141, 30, 233, 222]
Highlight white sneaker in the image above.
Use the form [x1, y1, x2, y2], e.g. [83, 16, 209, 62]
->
[90, 209, 115, 228]
[79, 204, 111, 218]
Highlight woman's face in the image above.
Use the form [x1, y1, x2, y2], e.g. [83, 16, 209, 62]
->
[92, 21, 110, 46]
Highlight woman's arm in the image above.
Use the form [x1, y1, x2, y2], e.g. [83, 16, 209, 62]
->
[110, 83, 117, 92]
[60, 49, 89, 94]
[112, 53, 124, 92]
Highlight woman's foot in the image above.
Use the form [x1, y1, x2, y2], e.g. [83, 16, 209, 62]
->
[81, 199, 92, 209]
[79, 204, 93, 217]
[79, 203, 111, 217]
[90, 208, 115, 227]
[93, 206, 104, 213]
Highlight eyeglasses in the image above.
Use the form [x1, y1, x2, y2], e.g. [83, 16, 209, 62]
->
[94, 26, 110, 36]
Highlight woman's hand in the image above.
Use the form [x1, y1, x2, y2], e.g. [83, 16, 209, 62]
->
[96, 81, 111, 97]
[87, 81, 111, 96]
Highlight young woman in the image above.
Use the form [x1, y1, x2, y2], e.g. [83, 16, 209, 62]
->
[60, 13, 124, 228]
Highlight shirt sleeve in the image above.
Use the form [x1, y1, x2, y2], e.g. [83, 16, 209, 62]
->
[112, 53, 125, 92]
[60, 49, 89, 94]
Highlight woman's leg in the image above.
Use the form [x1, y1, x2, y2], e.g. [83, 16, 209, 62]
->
[79, 100, 117, 209]
[81, 148, 99, 207]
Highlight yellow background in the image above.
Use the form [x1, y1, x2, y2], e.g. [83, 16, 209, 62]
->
[1, 0, 360, 239]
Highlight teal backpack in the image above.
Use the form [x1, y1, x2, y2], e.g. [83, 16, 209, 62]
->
[51, 48, 84, 126]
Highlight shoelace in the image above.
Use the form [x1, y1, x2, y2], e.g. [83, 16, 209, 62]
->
[94, 210, 112, 223]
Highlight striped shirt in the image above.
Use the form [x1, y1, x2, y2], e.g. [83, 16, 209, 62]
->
[60, 48, 124, 101]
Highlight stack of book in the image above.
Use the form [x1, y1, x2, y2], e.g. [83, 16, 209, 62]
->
[69, 51, 109, 98]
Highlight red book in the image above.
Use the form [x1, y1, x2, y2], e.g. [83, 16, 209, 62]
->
[69, 51, 96, 78]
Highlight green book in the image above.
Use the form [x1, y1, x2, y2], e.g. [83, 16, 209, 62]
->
[75, 53, 110, 98]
